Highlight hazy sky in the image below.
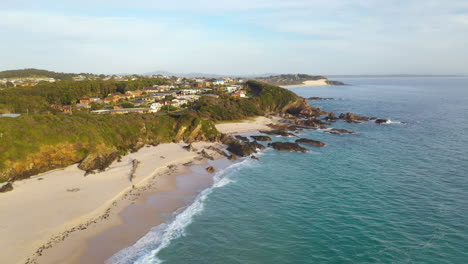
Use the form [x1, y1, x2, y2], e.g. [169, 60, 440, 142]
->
[1, 0, 468, 75]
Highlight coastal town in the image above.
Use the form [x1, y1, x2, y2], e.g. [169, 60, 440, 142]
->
[0, 74, 248, 116]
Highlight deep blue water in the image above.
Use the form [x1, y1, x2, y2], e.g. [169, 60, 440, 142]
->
[110, 78, 468, 264]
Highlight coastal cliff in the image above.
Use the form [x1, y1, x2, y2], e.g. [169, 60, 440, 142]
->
[0, 80, 320, 182]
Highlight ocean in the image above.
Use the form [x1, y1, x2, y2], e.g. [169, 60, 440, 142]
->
[108, 77, 468, 264]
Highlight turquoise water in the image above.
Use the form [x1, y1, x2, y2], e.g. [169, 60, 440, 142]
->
[110, 78, 468, 264]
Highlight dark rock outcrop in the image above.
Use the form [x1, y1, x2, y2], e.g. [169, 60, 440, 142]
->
[251, 155, 260, 160]
[323, 113, 338, 122]
[375, 119, 388, 124]
[260, 130, 297, 137]
[199, 149, 214, 160]
[325, 80, 346, 85]
[325, 128, 356, 135]
[78, 149, 119, 174]
[250, 141, 266, 150]
[295, 138, 326, 147]
[339, 112, 370, 123]
[251, 135, 272, 141]
[227, 141, 257, 157]
[235, 135, 249, 142]
[0, 182, 13, 193]
[268, 142, 308, 153]
[183, 144, 197, 152]
[308, 97, 335, 100]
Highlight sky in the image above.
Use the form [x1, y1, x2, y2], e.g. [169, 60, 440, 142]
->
[1, 0, 468, 75]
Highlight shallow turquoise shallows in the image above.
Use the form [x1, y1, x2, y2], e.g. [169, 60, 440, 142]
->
[110, 77, 468, 264]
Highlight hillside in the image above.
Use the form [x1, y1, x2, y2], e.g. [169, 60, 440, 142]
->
[0, 81, 305, 182]
[0, 68, 92, 80]
[256, 74, 345, 86]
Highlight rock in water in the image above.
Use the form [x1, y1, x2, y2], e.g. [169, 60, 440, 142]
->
[375, 119, 388, 124]
[235, 135, 249, 142]
[268, 142, 308, 153]
[0, 182, 13, 193]
[228, 154, 237, 161]
[295, 138, 326, 147]
[251, 135, 272, 141]
[206, 166, 215, 173]
[324, 128, 356, 135]
[251, 155, 260, 160]
[227, 141, 257, 157]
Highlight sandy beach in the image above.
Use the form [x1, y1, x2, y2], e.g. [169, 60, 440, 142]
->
[282, 79, 329, 87]
[0, 142, 224, 264]
[215, 116, 281, 134]
[0, 116, 284, 264]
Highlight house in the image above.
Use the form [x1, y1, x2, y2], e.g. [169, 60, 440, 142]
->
[150, 102, 164, 112]
[226, 86, 240, 93]
[176, 95, 200, 102]
[143, 97, 155, 103]
[213, 79, 225, 85]
[79, 98, 91, 104]
[104, 97, 119, 104]
[131, 99, 145, 106]
[142, 87, 159, 93]
[90, 97, 102, 104]
[169, 99, 188, 108]
[182, 89, 199, 95]
[236, 89, 247, 98]
[75, 103, 91, 109]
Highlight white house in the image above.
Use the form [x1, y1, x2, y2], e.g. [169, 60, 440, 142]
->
[213, 79, 225, 85]
[150, 102, 164, 112]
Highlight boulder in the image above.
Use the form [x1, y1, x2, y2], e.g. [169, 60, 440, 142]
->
[324, 128, 356, 135]
[78, 150, 119, 174]
[375, 119, 388, 124]
[227, 141, 257, 157]
[250, 141, 266, 150]
[0, 182, 13, 193]
[260, 130, 297, 137]
[339, 112, 370, 123]
[206, 166, 215, 173]
[251, 156, 260, 160]
[183, 144, 197, 152]
[228, 154, 237, 161]
[199, 149, 214, 160]
[235, 135, 249, 142]
[268, 142, 308, 153]
[295, 138, 326, 147]
[251, 135, 272, 141]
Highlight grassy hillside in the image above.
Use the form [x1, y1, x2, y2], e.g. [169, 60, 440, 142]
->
[0, 81, 302, 181]
[0, 68, 82, 80]
[0, 112, 218, 181]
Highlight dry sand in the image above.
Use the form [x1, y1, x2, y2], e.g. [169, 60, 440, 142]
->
[0, 115, 283, 264]
[0, 142, 223, 264]
[215, 116, 282, 134]
[282, 79, 329, 87]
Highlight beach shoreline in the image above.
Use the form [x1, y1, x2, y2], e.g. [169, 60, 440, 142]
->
[0, 116, 282, 264]
[281, 79, 329, 87]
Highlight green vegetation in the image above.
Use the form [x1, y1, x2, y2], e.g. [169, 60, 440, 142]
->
[256, 74, 328, 86]
[0, 113, 218, 181]
[0, 80, 301, 181]
[0, 79, 170, 113]
[0, 68, 87, 80]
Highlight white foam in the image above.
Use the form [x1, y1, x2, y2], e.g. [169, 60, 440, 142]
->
[106, 159, 252, 264]
[384, 119, 402, 124]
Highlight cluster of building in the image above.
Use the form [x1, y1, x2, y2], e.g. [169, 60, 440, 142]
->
[51, 78, 247, 115]
[0, 77, 56, 87]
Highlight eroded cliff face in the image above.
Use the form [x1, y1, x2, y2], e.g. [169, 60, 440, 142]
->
[0, 117, 220, 182]
[282, 98, 327, 117]
[1, 143, 85, 181]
